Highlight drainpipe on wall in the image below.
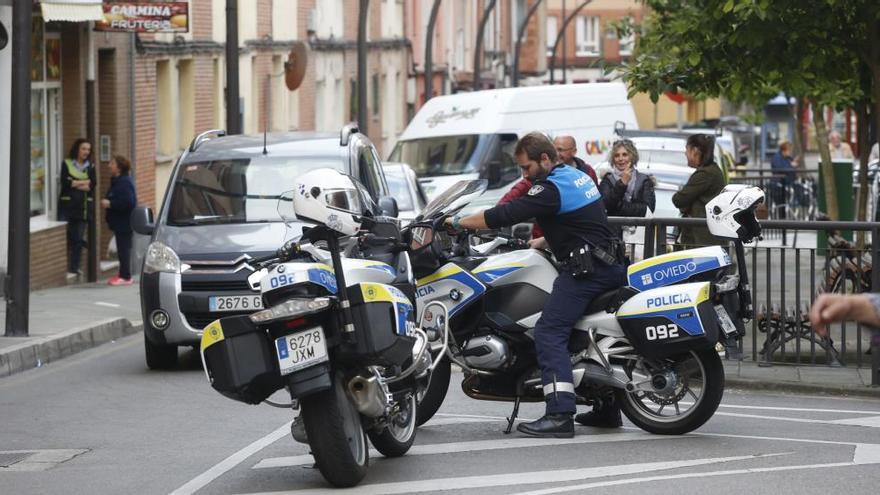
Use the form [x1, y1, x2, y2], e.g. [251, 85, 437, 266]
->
[86, 22, 98, 283]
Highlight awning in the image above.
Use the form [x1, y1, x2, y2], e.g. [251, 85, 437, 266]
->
[40, 1, 104, 23]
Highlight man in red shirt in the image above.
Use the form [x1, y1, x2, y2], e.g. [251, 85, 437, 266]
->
[498, 136, 599, 241]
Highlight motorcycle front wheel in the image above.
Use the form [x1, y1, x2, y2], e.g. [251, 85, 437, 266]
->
[368, 394, 417, 457]
[616, 347, 724, 435]
[415, 356, 451, 426]
[301, 372, 369, 487]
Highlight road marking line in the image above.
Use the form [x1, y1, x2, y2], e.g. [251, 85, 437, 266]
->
[713, 402, 880, 415]
[170, 421, 291, 495]
[713, 411, 880, 427]
[252, 430, 681, 470]
[94, 301, 121, 308]
[246, 454, 777, 495]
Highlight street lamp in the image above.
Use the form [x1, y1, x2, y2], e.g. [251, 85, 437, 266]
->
[473, 0, 497, 91]
[511, 0, 543, 88]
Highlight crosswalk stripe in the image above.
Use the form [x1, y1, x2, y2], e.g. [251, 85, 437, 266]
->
[244, 454, 774, 495]
[251, 430, 682, 470]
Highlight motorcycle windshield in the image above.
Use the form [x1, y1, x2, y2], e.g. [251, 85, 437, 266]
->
[417, 179, 488, 221]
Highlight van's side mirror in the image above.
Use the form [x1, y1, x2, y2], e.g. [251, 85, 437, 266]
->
[487, 160, 502, 187]
[131, 207, 155, 236]
[378, 196, 399, 218]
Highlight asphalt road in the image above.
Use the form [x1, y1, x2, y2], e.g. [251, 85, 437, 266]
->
[2, 333, 879, 495]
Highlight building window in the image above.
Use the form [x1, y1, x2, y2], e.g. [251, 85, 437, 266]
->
[546, 15, 558, 56]
[28, 15, 62, 220]
[372, 74, 380, 117]
[575, 16, 600, 56]
[619, 17, 635, 56]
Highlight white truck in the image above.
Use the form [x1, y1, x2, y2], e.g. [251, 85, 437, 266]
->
[388, 83, 639, 204]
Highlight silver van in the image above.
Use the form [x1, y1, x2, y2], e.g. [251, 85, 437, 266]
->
[132, 126, 397, 369]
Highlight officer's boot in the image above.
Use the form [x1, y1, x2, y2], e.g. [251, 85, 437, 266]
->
[575, 398, 622, 428]
[516, 413, 574, 438]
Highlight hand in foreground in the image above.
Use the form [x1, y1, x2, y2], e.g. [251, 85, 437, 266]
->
[527, 237, 548, 250]
[809, 294, 879, 338]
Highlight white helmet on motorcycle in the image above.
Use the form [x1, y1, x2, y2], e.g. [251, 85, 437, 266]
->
[293, 168, 364, 236]
[705, 185, 765, 242]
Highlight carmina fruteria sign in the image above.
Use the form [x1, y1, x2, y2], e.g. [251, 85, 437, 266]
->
[95, 2, 189, 33]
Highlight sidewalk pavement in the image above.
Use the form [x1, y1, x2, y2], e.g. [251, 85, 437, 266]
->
[0, 279, 878, 397]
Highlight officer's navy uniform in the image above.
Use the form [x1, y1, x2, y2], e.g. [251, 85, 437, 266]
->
[484, 164, 626, 415]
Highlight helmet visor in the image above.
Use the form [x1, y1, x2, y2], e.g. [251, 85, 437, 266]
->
[324, 188, 362, 214]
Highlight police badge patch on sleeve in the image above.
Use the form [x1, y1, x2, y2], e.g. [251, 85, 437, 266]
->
[528, 185, 544, 196]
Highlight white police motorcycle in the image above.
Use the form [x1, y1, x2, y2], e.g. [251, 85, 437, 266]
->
[199, 169, 447, 487]
[405, 181, 763, 435]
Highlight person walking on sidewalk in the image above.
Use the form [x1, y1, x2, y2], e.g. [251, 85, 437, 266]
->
[100, 155, 137, 286]
[59, 138, 96, 280]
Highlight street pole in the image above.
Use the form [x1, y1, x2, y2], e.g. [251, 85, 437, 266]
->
[5, 0, 31, 336]
[473, 0, 496, 91]
[86, 24, 97, 283]
[225, 0, 241, 134]
[511, 0, 543, 88]
[424, 0, 442, 103]
[561, 0, 567, 84]
[357, 0, 368, 133]
[548, 1, 591, 88]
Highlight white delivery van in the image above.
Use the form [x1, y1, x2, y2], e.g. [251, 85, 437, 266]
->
[388, 83, 639, 203]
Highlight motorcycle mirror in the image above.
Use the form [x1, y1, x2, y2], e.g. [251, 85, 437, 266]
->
[276, 190, 297, 224]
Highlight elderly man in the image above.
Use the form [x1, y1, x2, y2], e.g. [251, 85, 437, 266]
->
[828, 131, 854, 159]
[498, 135, 598, 240]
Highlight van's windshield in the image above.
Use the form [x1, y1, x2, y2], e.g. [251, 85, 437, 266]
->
[166, 157, 344, 226]
[389, 134, 495, 177]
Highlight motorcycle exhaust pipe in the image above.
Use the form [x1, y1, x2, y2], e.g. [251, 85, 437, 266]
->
[347, 375, 388, 418]
[573, 362, 633, 390]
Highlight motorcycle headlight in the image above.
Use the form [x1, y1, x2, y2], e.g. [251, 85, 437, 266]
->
[143, 241, 181, 274]
[249, 297, 331, 324]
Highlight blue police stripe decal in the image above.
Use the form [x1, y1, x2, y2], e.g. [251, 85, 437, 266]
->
[475, 266, 521, 283]
[546, 166, 601, 214]
[307, 268, 338, 294]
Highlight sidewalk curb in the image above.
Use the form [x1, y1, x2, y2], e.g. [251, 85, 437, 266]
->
[726, 377, 880, 399]
[0, 318, 143, 378]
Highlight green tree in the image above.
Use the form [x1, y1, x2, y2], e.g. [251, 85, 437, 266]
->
[618, 0, 880, 221]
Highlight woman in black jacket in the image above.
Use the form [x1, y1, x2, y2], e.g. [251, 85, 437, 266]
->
[599, 139, 655, 219]
[59, 138, 96, 279]
[101, 155, 137, 285]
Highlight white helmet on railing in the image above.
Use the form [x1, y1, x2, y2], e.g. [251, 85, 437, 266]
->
[293, 168, 364, 236]
[705, 185, 765, 242]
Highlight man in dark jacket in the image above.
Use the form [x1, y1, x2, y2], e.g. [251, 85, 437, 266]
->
[497, 135, 598, 240]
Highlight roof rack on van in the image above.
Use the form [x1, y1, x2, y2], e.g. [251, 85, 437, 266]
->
[189, 129, 227, 152]
[340, 123, 359, 146]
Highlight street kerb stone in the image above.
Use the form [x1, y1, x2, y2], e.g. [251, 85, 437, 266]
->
[0, 318, 142, 378]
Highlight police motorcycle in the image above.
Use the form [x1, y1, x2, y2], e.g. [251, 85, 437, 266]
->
[199, 169, 448, 488]
[406, 180, 764, 435]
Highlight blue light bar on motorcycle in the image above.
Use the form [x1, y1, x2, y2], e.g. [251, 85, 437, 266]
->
[249, 297, 331, 324]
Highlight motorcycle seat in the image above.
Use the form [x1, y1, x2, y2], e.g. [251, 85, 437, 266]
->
[584, 286, 638, 314]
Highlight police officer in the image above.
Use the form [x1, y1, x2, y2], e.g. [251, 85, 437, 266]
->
[446, 132, 626, 437]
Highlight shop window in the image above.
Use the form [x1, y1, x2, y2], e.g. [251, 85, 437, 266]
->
[575, 16, 600, 56]
[29, 15, 62, 220]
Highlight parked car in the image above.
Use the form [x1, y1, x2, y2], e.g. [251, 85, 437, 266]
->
[131, 125, 398, 370]
[382, 162, 428, 224]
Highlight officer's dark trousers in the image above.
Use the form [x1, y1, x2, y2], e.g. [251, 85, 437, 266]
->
[535, 262, 627, 415]
[66, 219, 88, 273]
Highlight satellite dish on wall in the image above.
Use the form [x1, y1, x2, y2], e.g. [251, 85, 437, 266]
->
[0, 21, 8, 51]
[284, 41, 308, 91]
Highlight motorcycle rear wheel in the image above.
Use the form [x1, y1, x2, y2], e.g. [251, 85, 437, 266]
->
[368, 394, 417, 457]
[301, 373, 369, 487]
[617, 347, 724, 435]
[416, 357, 451, 426]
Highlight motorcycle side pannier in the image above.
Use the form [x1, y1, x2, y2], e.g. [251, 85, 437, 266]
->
[200, 315, 284, 404]
[616, 282, 720, 359]
[341, 282, 417, 367]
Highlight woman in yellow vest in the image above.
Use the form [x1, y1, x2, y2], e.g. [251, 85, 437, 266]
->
[59, 138, 96, 279]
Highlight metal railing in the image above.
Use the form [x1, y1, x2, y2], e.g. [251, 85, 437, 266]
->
[608, 216, 880, 386]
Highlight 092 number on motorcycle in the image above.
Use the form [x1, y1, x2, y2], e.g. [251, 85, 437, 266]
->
[645, 323, 679, 341]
